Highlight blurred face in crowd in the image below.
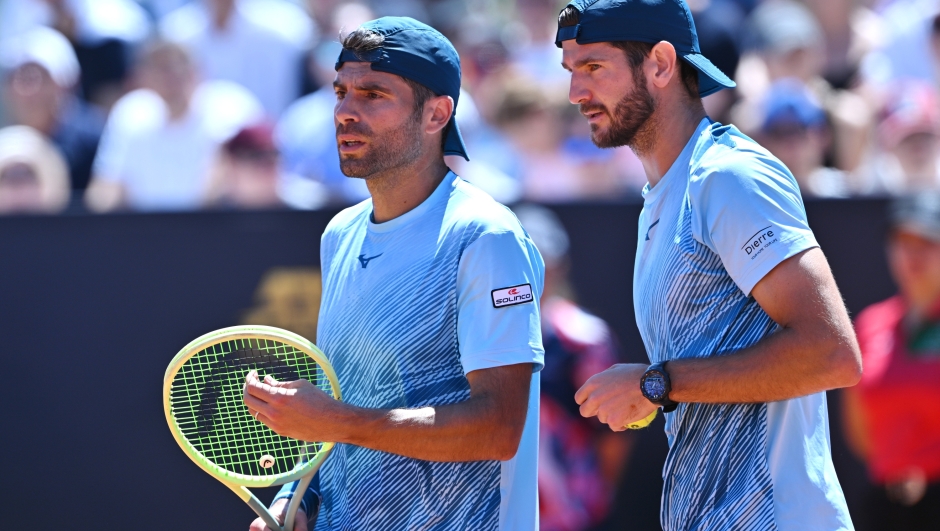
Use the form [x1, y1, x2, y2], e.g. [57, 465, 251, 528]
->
[4, 63, 62, 134]
[888, 229, 940, 314]
[892, 132, 940, 189]
[333, 63, 427, 179]
[138, 44, 196, 116]
[223, 149, 282, 208]
[561, 41, 656, 152]
[0, 162, 44, 214]
[759, 123, 827, 182]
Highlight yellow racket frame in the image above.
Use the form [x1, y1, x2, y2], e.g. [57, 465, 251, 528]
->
[163, 325, 341, 530]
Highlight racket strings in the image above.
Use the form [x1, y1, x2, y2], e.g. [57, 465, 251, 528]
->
[169, 337, 331, 479]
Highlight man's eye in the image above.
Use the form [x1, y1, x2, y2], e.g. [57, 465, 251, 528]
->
[588, 64, 601, 72]
[367, 92, 381, 99]
[334, 90, 346, 100]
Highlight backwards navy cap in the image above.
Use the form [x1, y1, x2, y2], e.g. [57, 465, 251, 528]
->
[336, 17, 468, 160]
[555, 0, 736, 97]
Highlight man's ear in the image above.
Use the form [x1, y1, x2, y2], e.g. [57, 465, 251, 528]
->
[425, 95, 455, 135]
[648, 41, 679, 91]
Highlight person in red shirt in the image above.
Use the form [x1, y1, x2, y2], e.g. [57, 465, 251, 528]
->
[843, 193, 940, 530]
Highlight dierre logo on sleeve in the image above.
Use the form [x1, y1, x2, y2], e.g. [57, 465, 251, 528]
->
[491, 284, 533, 308]
[741, 225, 778, 260]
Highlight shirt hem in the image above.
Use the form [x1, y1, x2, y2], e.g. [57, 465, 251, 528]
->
[461, 347, 545, 375]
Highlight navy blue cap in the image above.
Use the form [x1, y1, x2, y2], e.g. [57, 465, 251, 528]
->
[336, 17, 468, 160]
[759, 79, 825, 133]
[554, 0, 736, 97]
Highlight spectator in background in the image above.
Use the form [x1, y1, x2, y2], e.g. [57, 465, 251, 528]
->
[511, 0, 570, 89]
[752, 79, 850, 198]
[276, 2, 374, 206]
[0, 0, 151, 108]
[740, 0, 872, 174]
[842, 193, 940, 531]
[491, 72, 638, 202]
[204, 122, 325, 209]
[160, 0, 312, 117]
[512, 204, 629, 531]
[0, 125, 70, 214]
[85, 40, 262, 212]
[0, 26, 104, 195]
[861, 4, 937, 90]
[861, 81, 940, 194]
[801, 0, 883, 90]
[204, 122, 282, 209]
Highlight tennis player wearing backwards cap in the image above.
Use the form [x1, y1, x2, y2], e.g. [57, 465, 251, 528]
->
[242, 17, 544, 531]
[556, 1, 862, 530]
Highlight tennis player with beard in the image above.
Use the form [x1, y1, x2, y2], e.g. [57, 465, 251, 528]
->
[243, 17, 544, 531]
[556, 1, 862, 530]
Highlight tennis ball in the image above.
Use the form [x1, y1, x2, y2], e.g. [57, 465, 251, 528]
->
[259, 455, 275, 468]
[626, 409, 658, 430]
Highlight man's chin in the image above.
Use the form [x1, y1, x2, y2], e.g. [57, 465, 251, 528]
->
[590, 130, 628, 149]
[339, 159, 369, 179]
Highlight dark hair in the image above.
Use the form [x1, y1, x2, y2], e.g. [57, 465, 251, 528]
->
[557, 6, 700, 100]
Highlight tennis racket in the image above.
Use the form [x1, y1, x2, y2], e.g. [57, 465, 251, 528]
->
[163, 325, 341, 531]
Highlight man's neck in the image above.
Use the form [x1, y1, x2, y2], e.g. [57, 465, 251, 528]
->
[638, 101, 707, 189]
[367, 157, 450, 224]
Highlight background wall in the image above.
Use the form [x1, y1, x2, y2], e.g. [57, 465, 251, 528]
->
[0, 199, 893, 529]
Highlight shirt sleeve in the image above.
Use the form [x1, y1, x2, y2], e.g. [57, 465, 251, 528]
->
[690, 154, 819, 296]
[456, 230, 545, 375]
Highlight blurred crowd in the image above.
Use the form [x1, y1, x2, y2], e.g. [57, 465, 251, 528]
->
[8, 0, 940, 214]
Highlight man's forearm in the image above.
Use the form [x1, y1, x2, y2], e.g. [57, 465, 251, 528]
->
[668, 323, 860, 404]
[246, 364, 533, 462]
[338, 393, 525, 462]
[665, 249, 862, 404]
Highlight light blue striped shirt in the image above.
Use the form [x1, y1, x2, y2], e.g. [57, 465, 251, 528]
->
[634, 119, 853, 531]
[305, 172, 544, 530]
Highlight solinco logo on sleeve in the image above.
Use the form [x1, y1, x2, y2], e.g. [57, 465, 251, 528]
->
[491, 284, 533, 308]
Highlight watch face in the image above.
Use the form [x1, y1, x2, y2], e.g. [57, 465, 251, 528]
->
[643, 372, 667, 401]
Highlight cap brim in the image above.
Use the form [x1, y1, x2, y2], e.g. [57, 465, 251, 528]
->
[682, 53, 736, 98]
[443, 116, 469, 161]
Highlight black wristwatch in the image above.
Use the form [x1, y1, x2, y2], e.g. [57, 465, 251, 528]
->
[641, 362, 678, 413]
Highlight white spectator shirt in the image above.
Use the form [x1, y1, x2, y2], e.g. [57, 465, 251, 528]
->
[93, 81, 263, 211]
[160, 0, 310, 117]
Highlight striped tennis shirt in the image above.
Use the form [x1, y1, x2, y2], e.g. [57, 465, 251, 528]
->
[634, 119, 853, 531]
[293, 173, 544, 530]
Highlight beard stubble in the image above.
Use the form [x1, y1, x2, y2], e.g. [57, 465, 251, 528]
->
[582, 67, 658, 155]
[337, 109, 425, 179]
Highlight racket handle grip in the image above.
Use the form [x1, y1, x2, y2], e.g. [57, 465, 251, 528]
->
[284, 472, 315, 530]
[246, 495, 284, 531]
[225, 483, 285, 530]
